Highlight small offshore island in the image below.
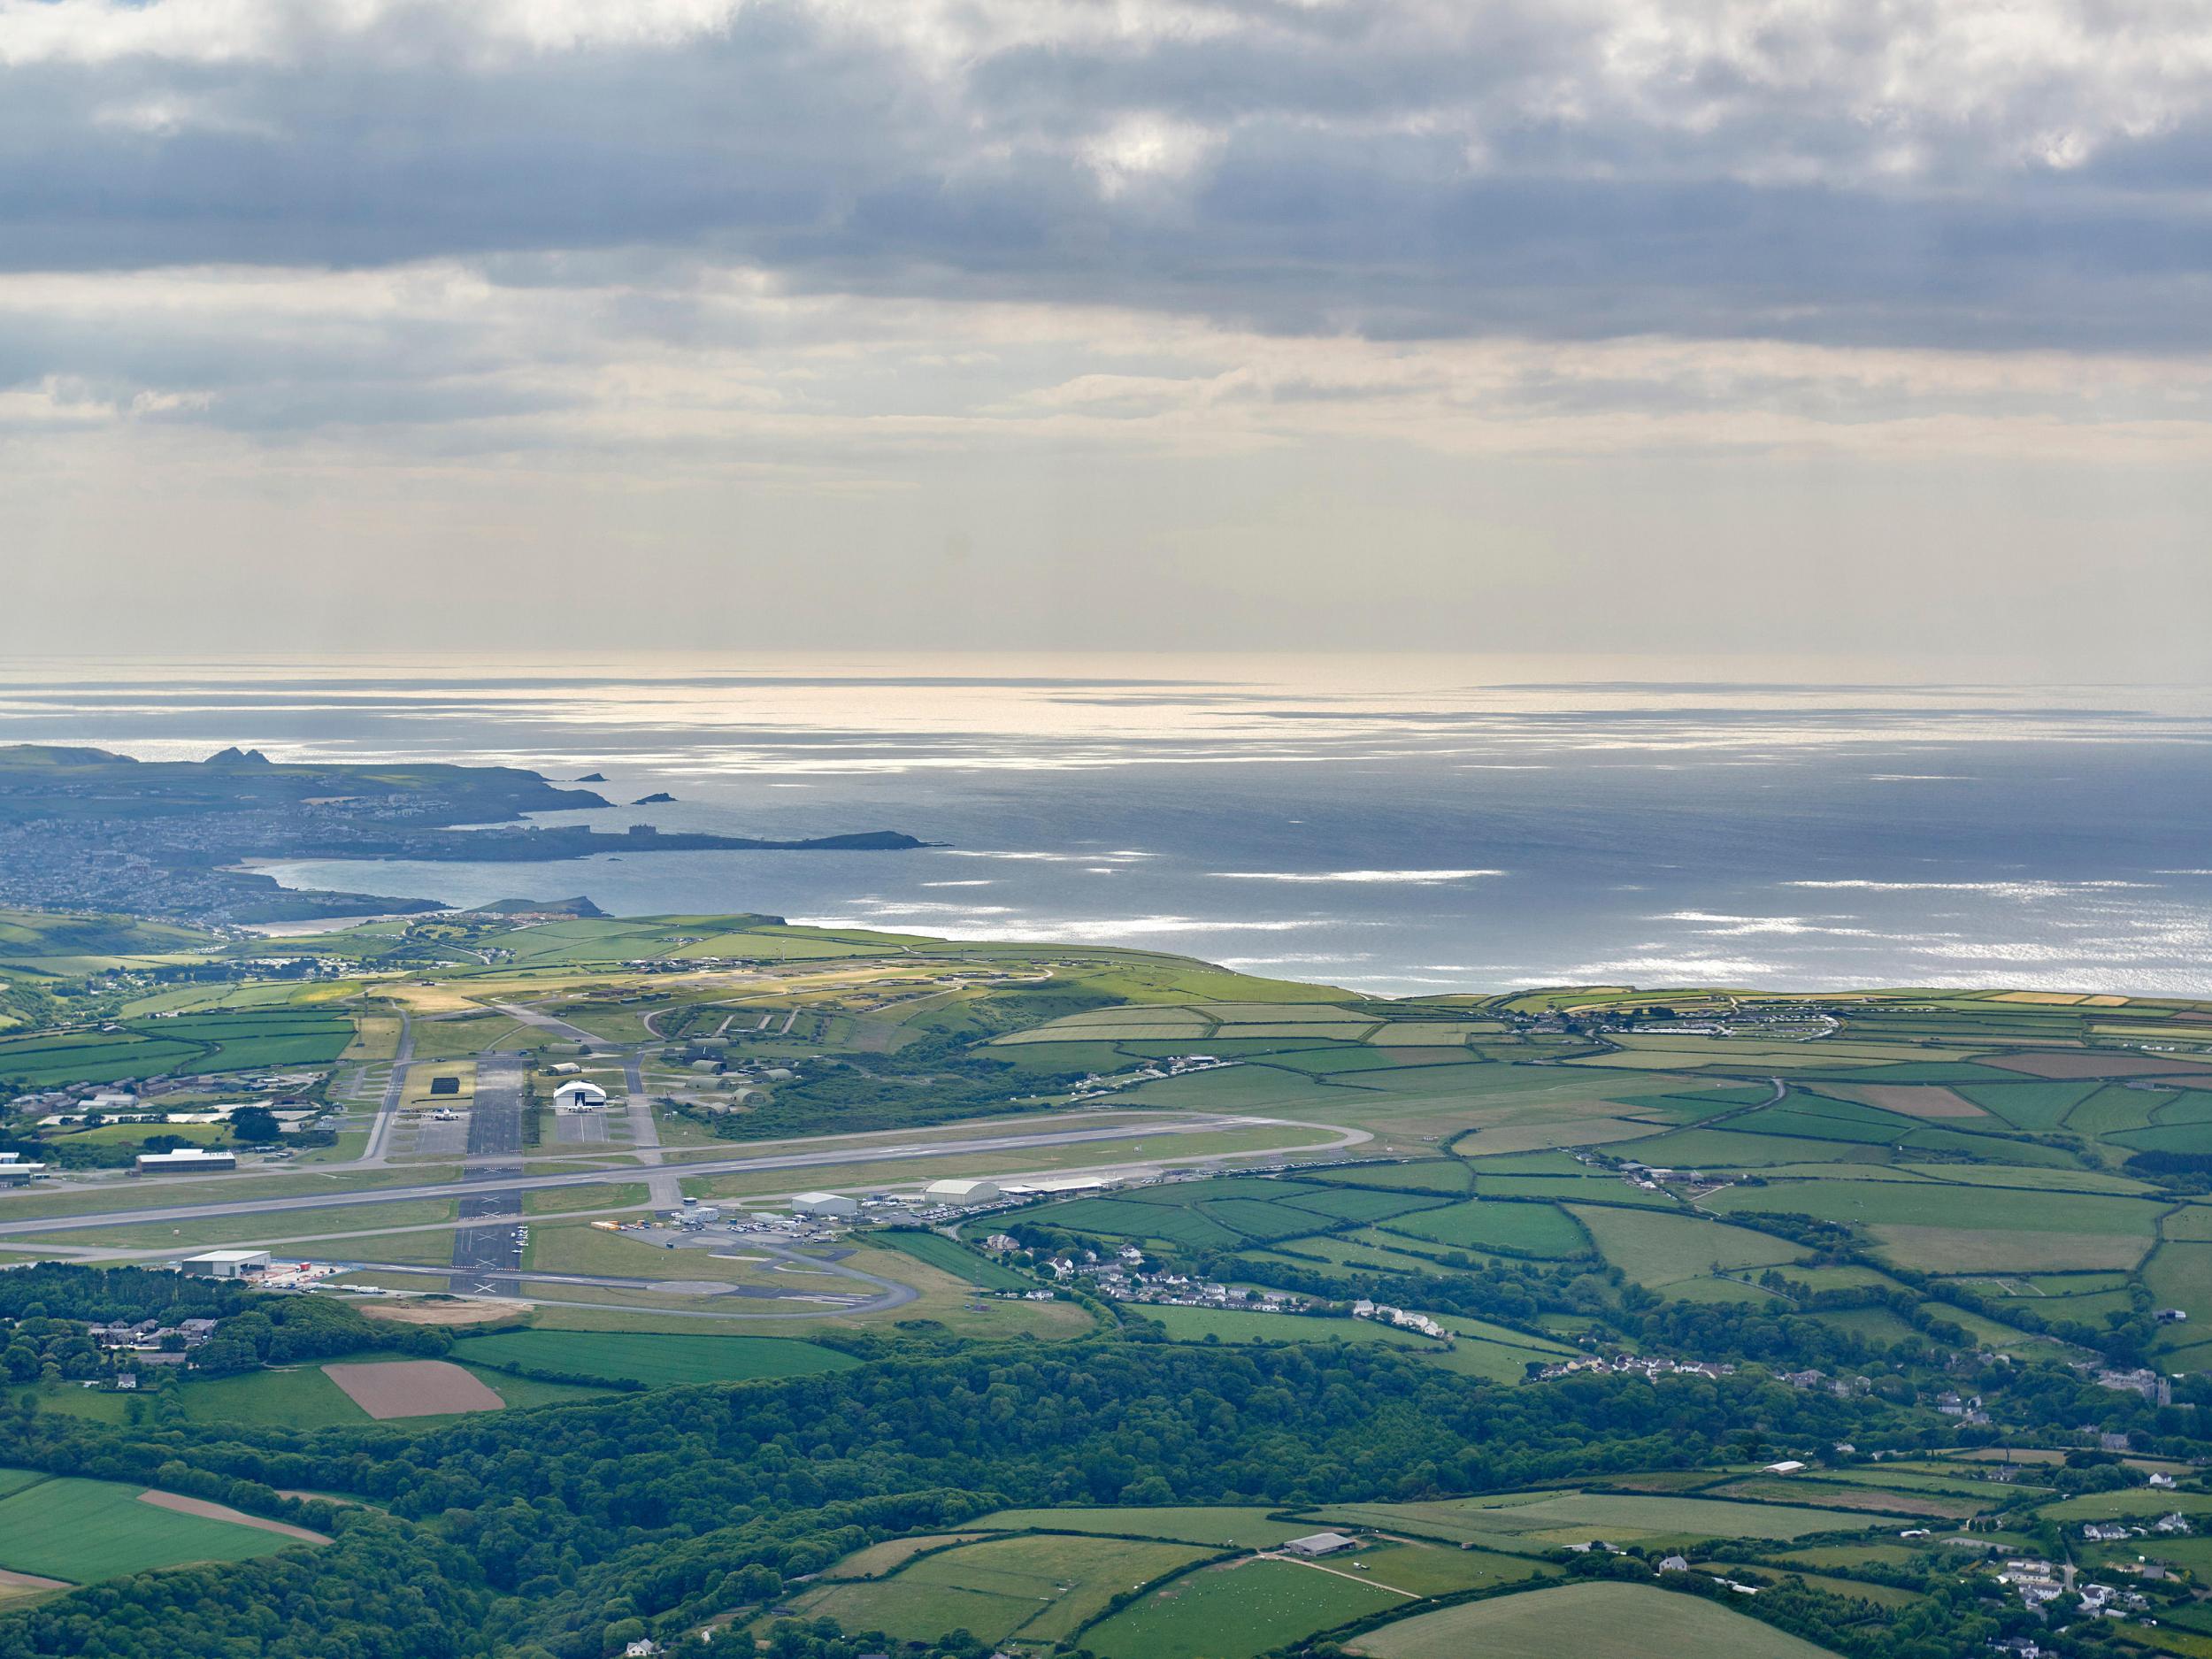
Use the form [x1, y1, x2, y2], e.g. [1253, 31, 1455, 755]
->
[0, 745, 932, 926]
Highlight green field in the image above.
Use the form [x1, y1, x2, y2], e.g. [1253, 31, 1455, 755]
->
[1568, 1205, 1809, 1288]
[1136, 1306, 1440, 1349]
[0, 1009, 354, 1087]
[0, 1473, 319, 1582]
[1317, 1160, 1474, 1194]
[1085, 1556, 1405, 1659]
[1036, 1174, 1492, 1254]
[1343, 1537, 1556, 1597]
[12, 910, 2212, 1659]
[788, 1532, 1210, 1647]
[1306, 1490, 1874, 1549]
[1385, 1197, 1590, 1256]
[169, 1363, 392, 1429]
[872, 1230, 1033, 1290]
[970, 1508, 1319, 1548]
[1350, 1580, 1839, 1659]
[1701, 1179, 2159, 1236]
[451, 1328, 860, 1387]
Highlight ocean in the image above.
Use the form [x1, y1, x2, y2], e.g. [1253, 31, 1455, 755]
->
[4, 653, 2209, 995]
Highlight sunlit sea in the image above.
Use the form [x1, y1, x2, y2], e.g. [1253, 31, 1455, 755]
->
[4, 653, 2209, 996]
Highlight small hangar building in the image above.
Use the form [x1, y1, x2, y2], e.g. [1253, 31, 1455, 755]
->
[923, 1178, 1002, 1207]
[182, 1249, 270, 1279]
[136, 1148, 237, 1174]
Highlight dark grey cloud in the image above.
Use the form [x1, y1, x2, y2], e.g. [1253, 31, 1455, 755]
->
[0, 0, 2208, 352]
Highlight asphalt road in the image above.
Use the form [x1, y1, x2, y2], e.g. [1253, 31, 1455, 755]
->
[625, 1049, 680, 1208]
[488, 1002, 605, 1047]
[357, 1007, 414, 1167]
[343, 1238, 918, 1317]
[0, 1113, 1368, 1240]
[449, 1052, 527, 1295]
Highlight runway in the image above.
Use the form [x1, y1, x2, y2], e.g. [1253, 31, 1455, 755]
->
[448, 1052, 527, 1295]
[0, 1113, 1371, 1242]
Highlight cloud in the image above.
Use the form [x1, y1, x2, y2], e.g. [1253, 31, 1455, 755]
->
[4, 1, 2212, 352]
[1518, 955, 1783, 981]
[10, 1, 2212, 656]
[1211, 868, 1504, 883]
[1784, 879, 2162, 897]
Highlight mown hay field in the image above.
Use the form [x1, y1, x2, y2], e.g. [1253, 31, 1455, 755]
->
[452, 1329, 860, 1388]
[1350, 1580, 1839, 1659]
[0, 1474, 320, 1583]
[1086, 1556, 1403, 1659]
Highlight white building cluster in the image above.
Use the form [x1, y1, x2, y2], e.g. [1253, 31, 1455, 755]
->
[1536, 1353, 1735, 1382]
[1350, 1300, 1449, 1342]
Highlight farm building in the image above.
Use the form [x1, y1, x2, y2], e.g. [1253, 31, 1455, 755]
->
[182, 1249, 270, 1279]
[1284, 1532, 1358, 1557]
[789, 1192, 858, 1217]
[555, 1080, 610, 1110]
[136, 1148, 236, 1174]
[922, 1178, 1002, 1207]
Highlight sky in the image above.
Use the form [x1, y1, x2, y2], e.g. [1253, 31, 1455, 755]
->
[5, 0, 2212, 668]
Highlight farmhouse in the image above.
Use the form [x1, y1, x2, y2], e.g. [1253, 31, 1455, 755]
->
[182, 1249, 270, 1278]
[789, 1192, 858, 1217]
[1284, 1532, 1359, 1557]
[136, 1148, 237, 1173]
[922, 1178, 1001, 1207]
[554, 1080, 610, 1110]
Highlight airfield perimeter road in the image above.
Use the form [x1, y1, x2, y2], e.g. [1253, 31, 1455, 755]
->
[448, 1051, 527, 1296]
[357, 1006, 413, 1167]
[344, 1237, 920, 1319]
[488, 1002, 603, 1046]
[625, 1049, 680, 1208]
[0, 1113, 1371, 1242]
